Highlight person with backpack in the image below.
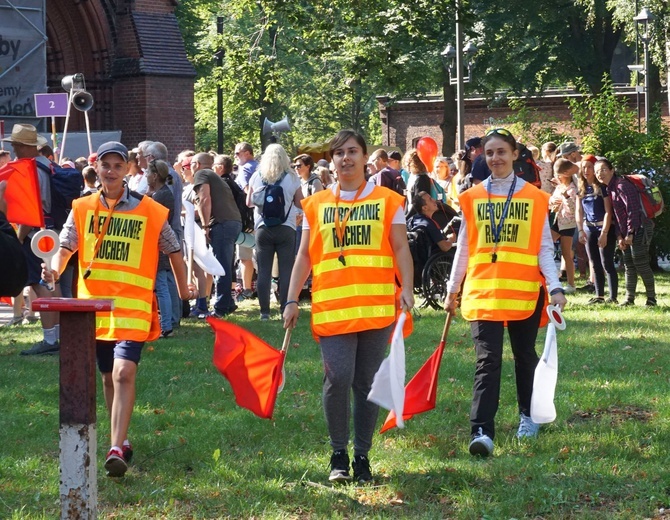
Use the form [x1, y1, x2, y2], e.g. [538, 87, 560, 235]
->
[2, 123, 65, 355]
[595, 158, 656, 306]
[369, 149, 406, 197]
[247, 144, 303, 320]
[188, 152, 242, 318]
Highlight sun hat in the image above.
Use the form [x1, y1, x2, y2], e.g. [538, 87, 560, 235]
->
[1, 124, 48, 147]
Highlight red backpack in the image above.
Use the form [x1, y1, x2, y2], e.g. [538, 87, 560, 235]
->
[625, 174, 664, 219]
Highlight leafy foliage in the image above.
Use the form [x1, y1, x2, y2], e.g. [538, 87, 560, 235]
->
[569, 75, 670, 257]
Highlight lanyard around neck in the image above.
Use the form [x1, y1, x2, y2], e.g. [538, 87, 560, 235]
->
[486, 174, 517, 263]
[83, 194, 120, 279]
[333, 182, 367, 266]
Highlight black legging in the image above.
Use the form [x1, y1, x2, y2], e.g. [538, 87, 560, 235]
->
[584, 225, 618, 299]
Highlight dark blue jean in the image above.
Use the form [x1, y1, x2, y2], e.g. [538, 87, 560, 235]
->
[210, 220, 242, 313]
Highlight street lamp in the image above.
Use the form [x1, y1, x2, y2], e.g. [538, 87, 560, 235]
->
[441, 35, 477, 150]
[631, 6, 655, 133]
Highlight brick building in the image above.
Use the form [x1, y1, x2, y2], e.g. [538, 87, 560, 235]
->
[378, 89, 667, 153]
[46, 0, 195, 157]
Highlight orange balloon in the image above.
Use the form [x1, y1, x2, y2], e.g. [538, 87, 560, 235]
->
[416, 137, 439, 172]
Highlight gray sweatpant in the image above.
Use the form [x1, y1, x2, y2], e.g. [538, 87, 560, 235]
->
[319, 323, 394, 456]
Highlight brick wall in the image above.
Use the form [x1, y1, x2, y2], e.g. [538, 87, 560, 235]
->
[46, 0, 195, 157]
[379, 92, 666, 152]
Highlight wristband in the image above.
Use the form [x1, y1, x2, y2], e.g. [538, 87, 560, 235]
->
[549, 288, 565, 296]
[285, 300, 299, 307]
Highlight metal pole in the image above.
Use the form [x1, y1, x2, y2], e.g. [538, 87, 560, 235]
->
[455, 0, 465, 150]
[217, 16, 224, 154]
[643, 34, 650, 134]
[635, 0, 641, 131]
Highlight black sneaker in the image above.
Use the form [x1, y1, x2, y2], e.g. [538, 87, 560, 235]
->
[352, 454, 373, 485]
[328, 450, 352, 484]
[587, 297, 604, 305]
[577, 282, 596, 293]
[646, 298, 657, 307]
[20, 340, 60, 356]
[160, 329, 173, 339]
[619, 300, 635, 307]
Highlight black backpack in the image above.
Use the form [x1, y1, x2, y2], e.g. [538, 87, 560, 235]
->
[254, 172, 292, 227]
[514, 144, 541, 188]
[36, 161, 84, 230]
[381, 168, 406, 197]
[222, 175, 255, 232]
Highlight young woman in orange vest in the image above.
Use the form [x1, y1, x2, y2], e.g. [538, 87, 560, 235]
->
[283, 130, 414, 485]
[41, 141, 195, 478]
[445, 129, 567, 457]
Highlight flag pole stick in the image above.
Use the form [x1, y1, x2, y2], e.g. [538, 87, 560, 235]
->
[281, 326, 292, 352]
[427, 311, 453, 399]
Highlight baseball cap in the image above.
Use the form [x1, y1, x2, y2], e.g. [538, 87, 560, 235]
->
[97, 141, 128, 161]
[316, 159, 329, 167]
[388, 150, 402, 161]
[556, 142, 581, 157]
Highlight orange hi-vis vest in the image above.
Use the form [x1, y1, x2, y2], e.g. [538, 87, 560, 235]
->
[73, 192, 168, 342]
[302, 185, 406, 337]
[459, 181, 550, 324]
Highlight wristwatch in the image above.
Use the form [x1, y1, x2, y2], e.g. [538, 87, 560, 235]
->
[550, 287, 565, 296]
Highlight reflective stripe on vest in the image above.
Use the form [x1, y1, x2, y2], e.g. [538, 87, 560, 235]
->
[459, 182, 549, 323]
[303, 185, 405, 336]
[73, 192, 167, 342]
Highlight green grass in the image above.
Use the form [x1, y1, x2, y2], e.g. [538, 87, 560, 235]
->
[1, 273, 670, 519]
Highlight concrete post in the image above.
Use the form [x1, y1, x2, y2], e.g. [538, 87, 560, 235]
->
[32, 298, 114, 520]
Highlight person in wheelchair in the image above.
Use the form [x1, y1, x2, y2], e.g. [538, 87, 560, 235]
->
[408, 192, 456, 255]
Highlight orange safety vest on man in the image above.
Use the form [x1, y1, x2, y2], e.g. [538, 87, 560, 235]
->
[302, 185, 409, 337]
[72, 193, 168, 342]
[458, 181, 549, 324]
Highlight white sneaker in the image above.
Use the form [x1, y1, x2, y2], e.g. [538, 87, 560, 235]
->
[517, 413, 540, 439]
[469, 428, 494, 456]
[563, 285, 576, 294]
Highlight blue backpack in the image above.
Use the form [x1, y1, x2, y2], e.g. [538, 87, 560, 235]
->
[259, 173, 292, 227]
[37, 161, 84, 230]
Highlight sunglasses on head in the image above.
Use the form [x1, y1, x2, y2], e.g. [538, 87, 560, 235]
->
[485, 128, 512, 137]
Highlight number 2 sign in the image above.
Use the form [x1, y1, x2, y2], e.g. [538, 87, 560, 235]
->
[34, 93, 69, 118]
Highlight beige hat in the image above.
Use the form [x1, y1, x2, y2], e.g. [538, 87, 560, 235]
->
[1, 124, 48, 147]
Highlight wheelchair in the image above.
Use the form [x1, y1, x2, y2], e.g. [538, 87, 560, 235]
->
[407, 214, 460, 310]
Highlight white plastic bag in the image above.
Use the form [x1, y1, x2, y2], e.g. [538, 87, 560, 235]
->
[530, 322, 558, 424]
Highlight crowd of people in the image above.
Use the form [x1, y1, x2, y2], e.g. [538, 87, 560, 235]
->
[0, 121, 660, 483]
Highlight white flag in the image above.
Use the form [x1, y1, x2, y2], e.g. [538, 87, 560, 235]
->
[368, 312, 407, 429]
[182, 200, 225, 276]
[531, 323, 558, 424]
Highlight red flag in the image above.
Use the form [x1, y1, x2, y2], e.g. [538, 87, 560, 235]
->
[380, 339, 445, 433]
[0, 158, 44, 228]
[208, 317, 285, 419]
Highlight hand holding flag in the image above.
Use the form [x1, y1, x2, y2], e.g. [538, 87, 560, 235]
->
[209, 318, 290, 419]
[380, 311, 453, 433]
[368, 312, 407, 428]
